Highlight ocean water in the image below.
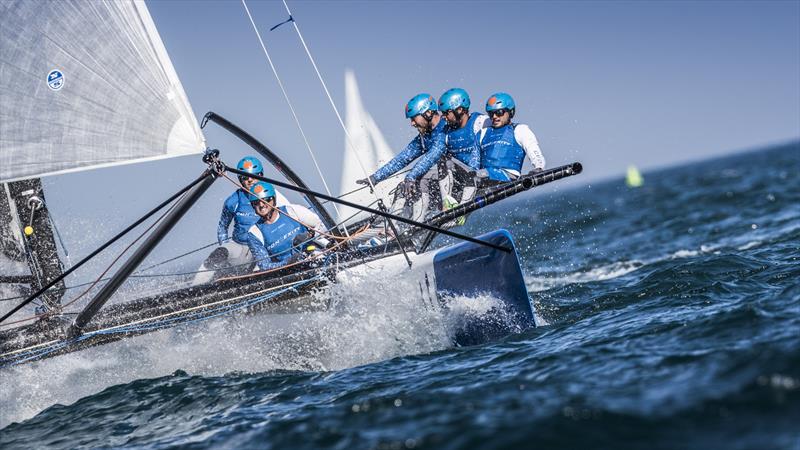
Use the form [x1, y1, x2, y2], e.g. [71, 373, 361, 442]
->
[1, 142, 799, 449]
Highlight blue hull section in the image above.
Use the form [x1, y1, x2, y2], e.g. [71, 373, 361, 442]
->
[432, 229, 533, 346]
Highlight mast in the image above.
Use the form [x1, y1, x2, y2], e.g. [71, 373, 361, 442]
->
[0, 178, 65, 310]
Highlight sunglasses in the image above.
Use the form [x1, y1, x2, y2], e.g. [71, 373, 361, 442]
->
[488, 109, 508, 118]
[412, 110, 435, 121]
[252, 197, 275, 207]
[239, 173, 262, 182]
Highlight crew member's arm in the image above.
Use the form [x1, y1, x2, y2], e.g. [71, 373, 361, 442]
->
[216, 196, 236, 244]
[407, 129, 447, 180]
[468, 115, 492, 170]
[371, 136, 425, 183]
[514, 124, 546, 170]
[285, 204, 324, 234]
[245, 227, 289, 271]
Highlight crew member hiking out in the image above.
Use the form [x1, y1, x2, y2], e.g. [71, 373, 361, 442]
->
[431, 88, 490, 206]
[355, 93, 447, 218]
[479, 92, 545, 185]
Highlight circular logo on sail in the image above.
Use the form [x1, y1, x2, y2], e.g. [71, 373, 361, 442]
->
[47, 70, 64, 91]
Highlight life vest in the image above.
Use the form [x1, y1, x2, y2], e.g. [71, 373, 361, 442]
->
[444, 112, 482, 169]
[480, 124, 524, 181]
[225, 190, 261, 244]
[255, 206, 309, 262]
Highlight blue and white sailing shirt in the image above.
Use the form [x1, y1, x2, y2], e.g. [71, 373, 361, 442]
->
[479, 123, 545, 182]
[245, 204, 323, 271]
[217, 190, 260, 245]
[371, 119, 447, 182]
[411, 112, 489, 176]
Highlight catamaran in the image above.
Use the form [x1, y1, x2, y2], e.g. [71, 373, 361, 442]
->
[0, 0, 581, 369]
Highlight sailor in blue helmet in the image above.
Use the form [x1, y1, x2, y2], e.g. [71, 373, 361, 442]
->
[408, 88, 490, 206]
[194, 156, 293, 284]
[244, 181, 326, 272]
[479, 93, 545, 183]
[355, 93, 447, 202]
[216, 156, 263, 247]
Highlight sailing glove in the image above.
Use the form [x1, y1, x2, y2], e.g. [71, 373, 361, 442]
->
[355, 175, 376, 187]
[401, 178, 418, 199]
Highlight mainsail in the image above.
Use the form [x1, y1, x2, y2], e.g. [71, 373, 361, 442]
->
[0, 0, 205, 183]
[337, 70, 396, 224]
[0, 0, 205, 314]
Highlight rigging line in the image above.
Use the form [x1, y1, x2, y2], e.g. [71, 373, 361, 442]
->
[280, 0, 378, 192]
[0, 193, 187, 328]
[239, 0, 342, 222]
[137, 241, 218, 273]
[0, 172, 210, 325]
[47, 213, 71, 267]
[58, 191, 185, 311]
[0, 241, 220, 303]
[220, 171, 347, 241]
[327, 168, 413, 202]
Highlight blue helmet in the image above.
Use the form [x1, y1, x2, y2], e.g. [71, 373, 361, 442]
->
[405, 93, 437, 119]
[486, 92, 515, 113]
[237, 156, 263, 175]
[438, 88, 470, 112]
[248, 181, 276, 202]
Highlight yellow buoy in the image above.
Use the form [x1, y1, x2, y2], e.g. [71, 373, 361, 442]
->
[24, 225, 34, 236]
[626, 165, 644, 188]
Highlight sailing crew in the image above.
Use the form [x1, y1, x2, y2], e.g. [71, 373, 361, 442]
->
[245, 181, 325, 271]
[355, 93, 446, 200]
[398, 88, 490, 205]
[435, 88, 488, 172]
[194, 156, 268, 281]
[194, 156, 293, 284]
[479, 92, 546, 183]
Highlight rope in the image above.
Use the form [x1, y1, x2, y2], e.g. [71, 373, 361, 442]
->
[239, 0, 342, 222]
[0, 241, 219, 303]
[279, 0, 379, 194]
[0, 193, 185, 328]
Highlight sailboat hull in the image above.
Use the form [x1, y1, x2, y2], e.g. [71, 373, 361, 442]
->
[0, 229, 533, 368]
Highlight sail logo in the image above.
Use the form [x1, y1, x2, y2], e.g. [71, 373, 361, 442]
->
[47, 70, 64, 91]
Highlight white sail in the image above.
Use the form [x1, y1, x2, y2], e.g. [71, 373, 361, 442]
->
[0, 0, 205, 183]
[337, 70, 396, 223]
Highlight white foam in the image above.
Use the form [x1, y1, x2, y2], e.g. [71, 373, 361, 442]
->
[737, 241, 762, 251]
[0, 266, 513, 427]
[525, 260, 644, 292]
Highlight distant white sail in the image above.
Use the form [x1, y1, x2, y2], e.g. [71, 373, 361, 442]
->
[337, 70, 396, 223]
[0, 0, 205, 183]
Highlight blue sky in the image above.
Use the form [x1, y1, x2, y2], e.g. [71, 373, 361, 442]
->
[146, 0, 799, 187]
[38, 0, 800, 276]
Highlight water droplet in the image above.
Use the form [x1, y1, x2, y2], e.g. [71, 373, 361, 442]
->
[751, 224, 758, 230]
[394, 398, 403, 407]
